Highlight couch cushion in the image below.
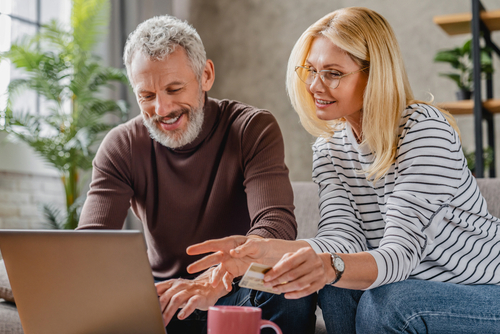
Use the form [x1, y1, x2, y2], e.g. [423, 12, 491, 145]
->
[0, 301, 23, 334]
[292, 182, 320, 239]
[476, 178, 500, 218]
[0, 260, 14, 303]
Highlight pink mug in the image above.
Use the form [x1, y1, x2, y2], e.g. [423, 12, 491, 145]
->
[208, 306, 282, 334]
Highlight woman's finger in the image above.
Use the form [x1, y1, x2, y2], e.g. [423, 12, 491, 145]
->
[264, 248, 312, 282]
[271, 270, 323, 293]
[283, 278, 324, 299]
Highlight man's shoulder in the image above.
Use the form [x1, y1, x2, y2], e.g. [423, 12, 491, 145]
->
[100, 115, 151, 151]
[210, 97, 277, 129]
[107, 115, 148, 138]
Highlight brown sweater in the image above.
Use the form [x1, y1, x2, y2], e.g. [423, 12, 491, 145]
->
[78, 97, 296, 279]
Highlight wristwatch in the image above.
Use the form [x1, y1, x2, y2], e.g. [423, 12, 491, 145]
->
[329, 253, 345, 285]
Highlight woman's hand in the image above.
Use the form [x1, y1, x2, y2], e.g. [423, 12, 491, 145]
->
[263, 248, 335, 299]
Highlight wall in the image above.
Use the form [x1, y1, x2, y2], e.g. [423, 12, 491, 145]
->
[0, 171, 65, 229]
[187, 0, 500, 181]
[2, 0, 500, 230]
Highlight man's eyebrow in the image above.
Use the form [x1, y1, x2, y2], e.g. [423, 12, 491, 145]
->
[136, 88, 152, 95]
[166, 80, 187, 86]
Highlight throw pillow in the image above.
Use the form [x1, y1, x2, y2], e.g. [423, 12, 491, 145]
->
[0, 260, 14, 303]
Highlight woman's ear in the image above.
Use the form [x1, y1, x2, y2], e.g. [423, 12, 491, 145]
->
[201, 59, 215, 92]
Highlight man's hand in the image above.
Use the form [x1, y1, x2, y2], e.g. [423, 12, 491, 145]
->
[155, 267, 229, 325]
[186, 235, 307, 288]
[186, 235, 279, 286]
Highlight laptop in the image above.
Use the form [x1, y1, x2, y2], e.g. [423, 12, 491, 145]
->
[0, 230, 166, 334]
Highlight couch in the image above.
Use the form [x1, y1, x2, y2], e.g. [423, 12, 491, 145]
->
[1, 179, 500, 334]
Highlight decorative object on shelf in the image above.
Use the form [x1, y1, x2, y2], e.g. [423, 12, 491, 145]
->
[0, 0, 129, 229]
[434, 38, 494, 100]
[464, 146, 494, 174]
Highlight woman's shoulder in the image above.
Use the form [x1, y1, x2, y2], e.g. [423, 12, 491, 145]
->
[399, 103, 454, 135]
[401, 103, 456, 127]
[402, 103, 448, 123]
[312, 127, 347, 151]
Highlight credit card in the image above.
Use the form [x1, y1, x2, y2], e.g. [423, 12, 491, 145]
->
[238, 262, 280, 294]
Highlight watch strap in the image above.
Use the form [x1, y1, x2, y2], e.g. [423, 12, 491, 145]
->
[329, 253, 344, 285]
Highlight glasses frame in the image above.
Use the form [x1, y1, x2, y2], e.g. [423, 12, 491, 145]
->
[295, 66, 369, 89]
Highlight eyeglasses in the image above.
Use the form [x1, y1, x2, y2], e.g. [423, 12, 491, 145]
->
[294, 66, 369, 89]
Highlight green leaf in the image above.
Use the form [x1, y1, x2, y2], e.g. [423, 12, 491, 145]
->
[40, 203, 64, 229]
[1, 0, 128, 229]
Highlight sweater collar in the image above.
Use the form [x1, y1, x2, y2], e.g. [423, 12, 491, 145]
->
[169, 93, 219, 153]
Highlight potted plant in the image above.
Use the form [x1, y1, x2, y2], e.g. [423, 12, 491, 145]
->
[0, 0, 129, 229]
[434, 38, 494, 100]
[464, 146, 494, 175]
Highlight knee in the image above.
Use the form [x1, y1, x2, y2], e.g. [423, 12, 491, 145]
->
[355, 281, 423, 334]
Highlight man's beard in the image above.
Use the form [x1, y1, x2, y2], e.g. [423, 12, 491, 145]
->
[142, 95, 205, 149]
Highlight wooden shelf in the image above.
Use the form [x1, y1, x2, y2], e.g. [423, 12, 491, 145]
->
[437, 99, 500, 114]
[434, 9, 500, 35]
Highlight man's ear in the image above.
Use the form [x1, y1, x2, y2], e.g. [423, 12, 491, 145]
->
[201, 59, 215, 92]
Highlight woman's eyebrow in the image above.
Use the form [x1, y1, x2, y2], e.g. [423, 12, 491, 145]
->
[304, 59, 345, 69]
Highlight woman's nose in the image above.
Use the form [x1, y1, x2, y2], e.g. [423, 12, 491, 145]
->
[308, 73, 326, 93]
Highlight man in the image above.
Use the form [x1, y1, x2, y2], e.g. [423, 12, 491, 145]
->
[78, 15, 316, 334]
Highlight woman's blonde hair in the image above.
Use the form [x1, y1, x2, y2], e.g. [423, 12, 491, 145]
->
[286, 7, 459, 180]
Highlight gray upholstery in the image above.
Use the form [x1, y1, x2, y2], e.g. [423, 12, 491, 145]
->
[476, 179, 500, 218]
[0, 179, 498, 334]
[294, 179, 500, 239]
[0, 301, 22, 334]
[293, 182, 321, 240]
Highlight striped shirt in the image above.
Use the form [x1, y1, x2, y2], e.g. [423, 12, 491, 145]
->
[305, 103, 500, 289]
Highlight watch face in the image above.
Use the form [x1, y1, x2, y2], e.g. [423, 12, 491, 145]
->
[334, 257, 345, 272]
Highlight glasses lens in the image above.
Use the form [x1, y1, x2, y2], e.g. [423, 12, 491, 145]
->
[295, 67, 314, 85]
[323, 72, 340, 89]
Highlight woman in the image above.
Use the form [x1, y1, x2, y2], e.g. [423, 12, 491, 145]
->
[187, 7, 500, 333]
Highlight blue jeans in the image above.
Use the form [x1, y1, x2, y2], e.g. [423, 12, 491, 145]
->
[166, 283, 317, 334]
[319, 279, 500, 334]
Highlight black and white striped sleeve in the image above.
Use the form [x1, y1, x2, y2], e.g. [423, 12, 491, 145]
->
[368, 106, 463, 288]
[304, 139, 369, 254]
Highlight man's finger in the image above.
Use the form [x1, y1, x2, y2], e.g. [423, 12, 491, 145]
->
[177, 295, 201, 320]
[187, 252, 224, 274]
[222, 271, 234, 291]
[186, 236, 246, 255]
[155, 279, 174, 295]
[230, 242, 258, 258]
[186, 240, 226, 255]
[162, 290, 189, 325]
[210, 263, 226, 287]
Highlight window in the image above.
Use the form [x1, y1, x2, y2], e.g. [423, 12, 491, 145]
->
[0, 0, 71, 117]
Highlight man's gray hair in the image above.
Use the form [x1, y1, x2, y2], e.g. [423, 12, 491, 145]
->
[123, 15, 207, 85]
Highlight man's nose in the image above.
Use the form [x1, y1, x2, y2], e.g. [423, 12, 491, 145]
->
[155, 93, 175, 116]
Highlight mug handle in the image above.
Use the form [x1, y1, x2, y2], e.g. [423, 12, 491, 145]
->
[260, 320, 283, 334]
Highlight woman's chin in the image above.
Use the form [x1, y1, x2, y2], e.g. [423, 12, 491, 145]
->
[316, 109, 337, 121]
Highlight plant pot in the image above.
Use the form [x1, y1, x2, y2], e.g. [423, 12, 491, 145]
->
[456, 89, 472, 100]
